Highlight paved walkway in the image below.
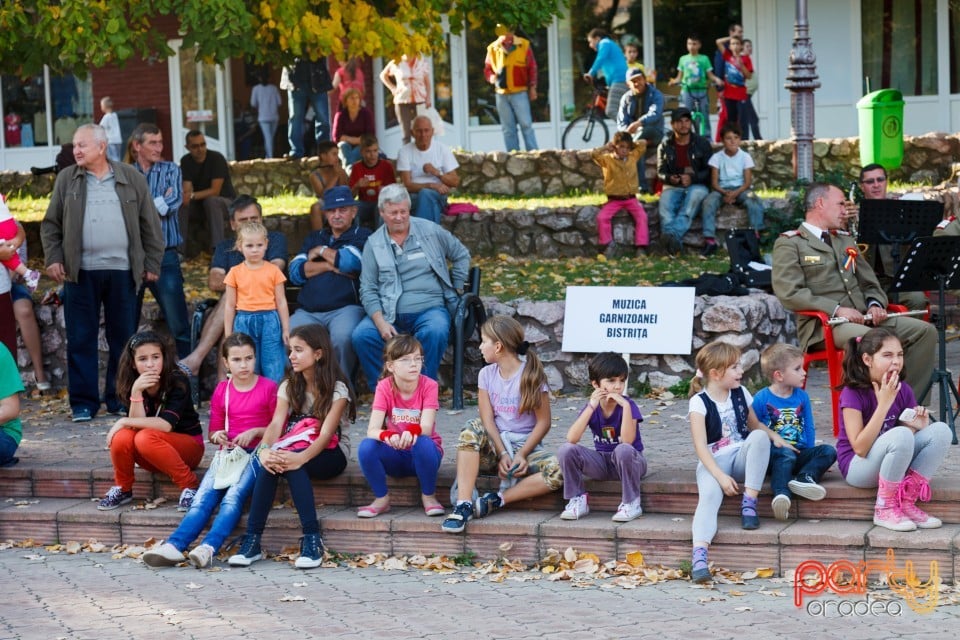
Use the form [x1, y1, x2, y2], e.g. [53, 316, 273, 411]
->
[0, 547, 957, 639]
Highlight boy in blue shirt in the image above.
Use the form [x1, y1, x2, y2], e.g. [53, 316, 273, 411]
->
[752, 344, 837, 520]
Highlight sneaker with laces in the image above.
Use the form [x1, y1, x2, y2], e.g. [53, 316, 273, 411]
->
[178, 488, 197, 512]
[771, 494, 791, 521]
[142, 542, 185, 568]
[227, 534, 262, 567]
[612, 498, 643, 522]
[560, 494, 589, 520]
[188, 544, 215, 569]
[474, 492, 502, 519]
[97, 486, 133, 511]
[22, 269, 40, 292]
[441, 501, 474, 533]
[294, 533, 324, 569]
[787, 474, 827, 501]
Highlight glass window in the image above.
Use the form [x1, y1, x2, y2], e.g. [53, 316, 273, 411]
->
[465, 26, 550, 125]
[2, 75, 47, 148]
[862, 0, 937, 96]
[948, 3, 960, 93]
[380, 41, 454, 130]
[2, 72, 94, 149]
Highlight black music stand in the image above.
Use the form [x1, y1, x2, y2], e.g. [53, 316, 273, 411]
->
[890, 235, 960, 443]
[858, 199, 942, 303]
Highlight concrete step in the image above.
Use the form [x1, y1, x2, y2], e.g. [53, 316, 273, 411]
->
[3, 465, 960, 579]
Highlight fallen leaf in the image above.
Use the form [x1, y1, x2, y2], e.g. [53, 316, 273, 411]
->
[625, 551, 644, 568]
[733, 606, 752, 612]
[279, 594, 306, 602]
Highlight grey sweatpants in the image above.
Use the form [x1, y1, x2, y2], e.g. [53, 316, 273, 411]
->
[844, 423, 951, 487]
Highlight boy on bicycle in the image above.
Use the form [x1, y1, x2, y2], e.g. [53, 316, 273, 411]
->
[669, 34, 722, 140]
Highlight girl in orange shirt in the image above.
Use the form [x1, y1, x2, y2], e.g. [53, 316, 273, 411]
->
[224, 221, 290, 382]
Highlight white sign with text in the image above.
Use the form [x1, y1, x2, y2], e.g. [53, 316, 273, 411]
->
[561, 286, 695, 354]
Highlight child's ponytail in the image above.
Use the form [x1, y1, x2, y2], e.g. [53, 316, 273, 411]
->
[483, 315, 547, 414]
[689, 340, 742, 398]
[838, 327, 900, 390]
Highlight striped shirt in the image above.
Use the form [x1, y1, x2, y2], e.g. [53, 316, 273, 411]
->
[135, 160, 183, 249]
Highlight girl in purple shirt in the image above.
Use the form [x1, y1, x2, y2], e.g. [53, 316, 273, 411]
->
[836, 328, 950, 532]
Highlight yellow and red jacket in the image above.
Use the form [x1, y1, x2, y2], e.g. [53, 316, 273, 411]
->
[484, 36, 537, 95]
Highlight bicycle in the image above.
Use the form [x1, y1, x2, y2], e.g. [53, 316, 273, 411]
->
[561, 79, 610, 150]
[665, 93, 709, 137]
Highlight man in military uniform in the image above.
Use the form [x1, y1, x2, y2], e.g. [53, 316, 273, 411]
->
[773, 182, 936, 397]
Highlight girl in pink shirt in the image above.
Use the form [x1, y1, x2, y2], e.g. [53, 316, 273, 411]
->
[356, 335, 444, 518]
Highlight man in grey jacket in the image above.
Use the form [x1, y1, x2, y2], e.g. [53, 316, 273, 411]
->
[351, 184, 470, 392]
[41, 124, 164, 422]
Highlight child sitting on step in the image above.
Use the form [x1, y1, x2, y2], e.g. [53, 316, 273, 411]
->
[557, 352, 647, 522]
[590, 132, 649, 257]
[441, 316, 562, 534]
[752, 343, 836, 521]
[688, 340, 791, 584]
[836, 328, 951, 532]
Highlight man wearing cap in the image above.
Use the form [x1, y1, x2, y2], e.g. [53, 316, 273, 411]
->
[484, 25, 539, 152]
[655, 107, 713, 254]
[617, 68, 664, 193]
[288, 186, 371, 380]
[352, 184, 470, 392]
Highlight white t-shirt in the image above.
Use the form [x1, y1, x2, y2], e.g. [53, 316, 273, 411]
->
[708, 148, 755, 190]
[99, 112, 122, 144]
[478, 361, 549, 435]
[396, 140, 458, 185]
[688, 386, 754, 453]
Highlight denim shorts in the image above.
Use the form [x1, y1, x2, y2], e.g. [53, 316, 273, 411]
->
[10, 283, 30, 303]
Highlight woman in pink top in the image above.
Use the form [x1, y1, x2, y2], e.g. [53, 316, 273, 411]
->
[356, 334, 445, 518]
[379, 55, 431, 144]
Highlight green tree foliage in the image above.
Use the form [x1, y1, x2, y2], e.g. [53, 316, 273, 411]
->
[0, 0, 568, 77]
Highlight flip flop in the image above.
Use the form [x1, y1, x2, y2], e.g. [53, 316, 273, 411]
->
[423, 504, 445, 517]
[357, 503, 390, 518]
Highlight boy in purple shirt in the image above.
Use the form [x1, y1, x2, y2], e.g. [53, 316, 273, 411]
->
[557, 352, 646, 522]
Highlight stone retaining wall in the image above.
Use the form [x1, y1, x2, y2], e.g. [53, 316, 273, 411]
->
[4, 133, 958, 199]
[18, 292, 796, 395]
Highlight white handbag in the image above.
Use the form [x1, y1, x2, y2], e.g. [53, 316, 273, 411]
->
[212, 384, 251, 490]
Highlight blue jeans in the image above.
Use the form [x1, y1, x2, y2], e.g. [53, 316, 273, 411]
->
[681, 89, 711, 138]
[64, 269, 138, 415]
[410, 189, 448, 224]
[167, 451, 259, 552]
[633, 128, 664, 192]
[740, 95, 761, 140]
[338, 141, 361, 167]
[290, 304, 365, 383]
[245, 447, 347, 536]
[769, 444, 837, 498]
[700, 190, 767, 239]
[288, 89, 330, 158]
[0, 431, 18, 466]
[496, 91, 538, 152]
[352, 307, 450, 392]
[147, 249, 191, 358]
[658, 184, 709, 243]
[232, 310, 286, 383]
[357, 437, 443, 497]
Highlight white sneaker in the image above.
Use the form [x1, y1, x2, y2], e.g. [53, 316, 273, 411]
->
[188, 543, 215, 569]
[560, 494, 589, 520]
[142, 542, 184, 568]
[612, 498, 643, 522]
[772, 494, 791, 521]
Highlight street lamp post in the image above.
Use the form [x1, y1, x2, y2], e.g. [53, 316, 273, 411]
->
[784, 0, 820, 181]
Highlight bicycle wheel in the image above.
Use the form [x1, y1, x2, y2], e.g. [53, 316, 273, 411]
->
[562, 113, 609, 150]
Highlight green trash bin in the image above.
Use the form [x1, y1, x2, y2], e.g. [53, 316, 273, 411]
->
[856, 89, 904, 171]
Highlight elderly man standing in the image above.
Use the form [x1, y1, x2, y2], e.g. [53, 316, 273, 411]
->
[130, 123, 191, 358]
[617, 67, 664, 194]
[655, 107, 713, 255]
[288, 185, 371, 381]
[41, 124, 164, 422]
[352, 184, 470, 392]
[484, 25, 539, 152]
[773, 182, 937, 397]
[179, 130, 236, 257]
[396, 116, 459, 224]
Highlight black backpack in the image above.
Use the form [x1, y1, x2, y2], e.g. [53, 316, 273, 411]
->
[661, 272, 748, 296]
[725, 228, 772, 291]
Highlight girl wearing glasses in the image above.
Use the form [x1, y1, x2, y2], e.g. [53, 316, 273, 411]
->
[356, 334, 445, 518]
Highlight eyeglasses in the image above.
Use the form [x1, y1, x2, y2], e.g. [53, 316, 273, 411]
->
[861, 177, 886, 185]
[394, 356, 424, 366]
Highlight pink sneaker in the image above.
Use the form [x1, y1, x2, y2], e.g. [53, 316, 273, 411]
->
[899, 469, 942, 529]
[873, 476, 916, 532]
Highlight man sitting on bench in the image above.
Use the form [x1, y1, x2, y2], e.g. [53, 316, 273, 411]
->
[179, 195, 287, 380]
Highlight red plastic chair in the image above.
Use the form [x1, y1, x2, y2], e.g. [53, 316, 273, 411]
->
[798, 304, 909, 436]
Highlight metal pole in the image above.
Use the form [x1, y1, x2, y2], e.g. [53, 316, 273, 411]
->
[784, 0, 820, 182]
